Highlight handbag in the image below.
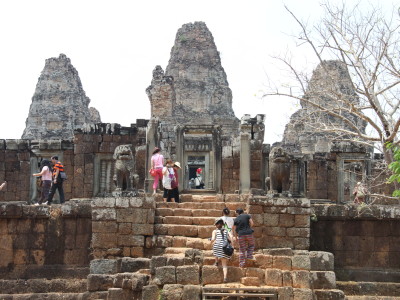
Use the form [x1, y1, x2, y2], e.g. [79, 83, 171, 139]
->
[221, 229, 234, 256]
[149, 169, 157, 177]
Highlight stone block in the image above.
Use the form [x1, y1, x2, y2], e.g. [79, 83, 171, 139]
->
[90, 259, 119, 274]
[295, 215, 310, 227]
[87, 274, 114, 291]
[166, 257, 185, 267]
[202, 265, 223, 284]
[92, 197, 116, 208]
[264, 214, 279, 227]
[273, 256, 292, 270]
[142, 285, 160, 300]
[255, 254, 273, 268]
[115, 198, 130, 208]
[282, 271, 292, 287]
[120, 257, 150, 272]
[92, 221, 118, 233]
[309, 251, 334, 271]
[247, 205, 263, 214]
[118, 235, 144, 247]
[129, 197, 144, 208]
[92, 233, 118, 248]
[92, 208, 116, 221]
[182, 285, 202, 300]
[172, 236, 187, 247]
[150, 256, 167, 274]
[154, 224, 169, 235]
[131, 246, 144, 257]
[162, 284, 183, 300]
[176, 265, 200, 285]
[131, 273, 149, 291]
[292, 288, 313, 300]
[154, 266, 176, 285]
[313, 289, 345, 300]
[287, 228, 310, 238]
[241, 276, 260, 286]
[198, 225, 213, 238]
[156, 208, 174, 217]
[168, 225, 198, 237]
[117, 208, 145, 223]
[107, 288, 134, 300]
[132, 224, 154, 235]
[311, 271, 336, 289]
[263, 248, 294, 256]
[118, 222, 132, 234]
[265, 226, 286, 237]
[279, 214, 295, 227]
[292, 255, 311, 270]
[246, 267, 265, 281]
[265, 268, 283, 286]
[293, 237, 310, 250]
[291, 270, 311, 288]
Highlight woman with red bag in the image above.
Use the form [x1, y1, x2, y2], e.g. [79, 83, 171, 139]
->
[149, 147, 164, 195]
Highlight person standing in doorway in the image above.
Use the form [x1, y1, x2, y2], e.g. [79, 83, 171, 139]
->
[32, 159, 52, 205]
[46, 156, 65, 205]
[233, 208, 255, 268]
[195, 168, 204, 189]
[150, 147, 164, 195]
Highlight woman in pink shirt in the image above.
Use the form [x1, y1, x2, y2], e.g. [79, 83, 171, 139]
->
[32, 159, 53, 205]
[150, 147, 164, 195]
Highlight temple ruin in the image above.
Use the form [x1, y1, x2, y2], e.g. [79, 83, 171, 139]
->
[0, 21, 399, 300]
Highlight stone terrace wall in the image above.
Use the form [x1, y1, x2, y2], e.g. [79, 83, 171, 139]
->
[0, 140, 32, 202]
[311, 204, 400, 282]
[0, 200, 92, 279]
[247, 196, 311, 250]
[91, 195, 155, 259]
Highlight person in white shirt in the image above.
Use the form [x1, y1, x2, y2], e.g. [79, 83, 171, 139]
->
[221, 207, 234, 232]
[32, 159, 52, 205]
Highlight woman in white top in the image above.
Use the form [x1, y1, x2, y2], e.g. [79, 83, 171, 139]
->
[221, 207, 235, 231]
[32, 159, 52, 205]
[162, 159, 175, 202]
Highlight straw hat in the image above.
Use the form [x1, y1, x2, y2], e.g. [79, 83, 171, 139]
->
[174, 162, 182, 169]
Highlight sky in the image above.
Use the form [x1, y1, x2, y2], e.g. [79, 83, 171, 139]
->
[0, 0, 392, 144]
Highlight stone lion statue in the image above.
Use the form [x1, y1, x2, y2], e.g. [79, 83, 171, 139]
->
[113, 144, 139, 192]
[269, 146, 291, 193]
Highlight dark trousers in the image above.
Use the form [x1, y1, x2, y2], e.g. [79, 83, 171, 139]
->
[40, 180, 52, 204]
[167, 187, 180, 202]
[47, 180, 65, 204]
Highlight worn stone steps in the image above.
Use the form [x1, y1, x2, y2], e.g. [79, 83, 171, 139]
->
[0, 278, 87, 294]
[156, 200, 244, 210]
[338, 281, 400, 297]
[156, 207, 223, 217]
[346, 297, 400, 300]
[154, 223, 215, 238]
[156, 215, 216, 225]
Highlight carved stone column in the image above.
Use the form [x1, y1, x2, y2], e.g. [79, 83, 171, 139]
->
[240, 132, 250, 194]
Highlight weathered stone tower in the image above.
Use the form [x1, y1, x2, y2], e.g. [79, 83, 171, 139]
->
[146, 22, 265, 193]
[22, 54, 101, 140]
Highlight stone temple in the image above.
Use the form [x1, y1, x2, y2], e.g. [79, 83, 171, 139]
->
[0, 22, 399, 299]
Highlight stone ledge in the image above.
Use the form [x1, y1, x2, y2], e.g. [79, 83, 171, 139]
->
[312, 204, 400, 220]
[0, 201, 92, 219]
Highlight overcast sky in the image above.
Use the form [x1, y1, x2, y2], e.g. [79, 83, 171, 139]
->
[0, 0, 393, 144]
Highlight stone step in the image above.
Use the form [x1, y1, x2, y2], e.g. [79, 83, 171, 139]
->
[156, 201, 244, 211]
[156, 207, 222, 217]
[346, 297, 400, 300]
[337, 281, 400, 297]
[156, 216, 216, 225]
[0, 278, 87, 294]
[154, 224, 214, 238]
[314, 289, 345, 300]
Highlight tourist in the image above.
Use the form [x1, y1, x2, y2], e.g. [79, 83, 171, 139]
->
[353, 182, 367, 204]
[46, 156, 65, 205]
[32, 159, 52, 205]
[195, 168, 204, 189]
[150, 147, 164, 195]
[211, 217, 233, 283]
[221, 207, 234, 232]
[232, 208, 255, 268]
[162, 159, 176, 202]
[167, 161, 181, 203]
[0, 181, 6, 191]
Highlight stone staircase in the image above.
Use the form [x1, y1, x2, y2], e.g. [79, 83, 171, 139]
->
[82, 193, 346, 299]
[337, 281, 400, 299]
